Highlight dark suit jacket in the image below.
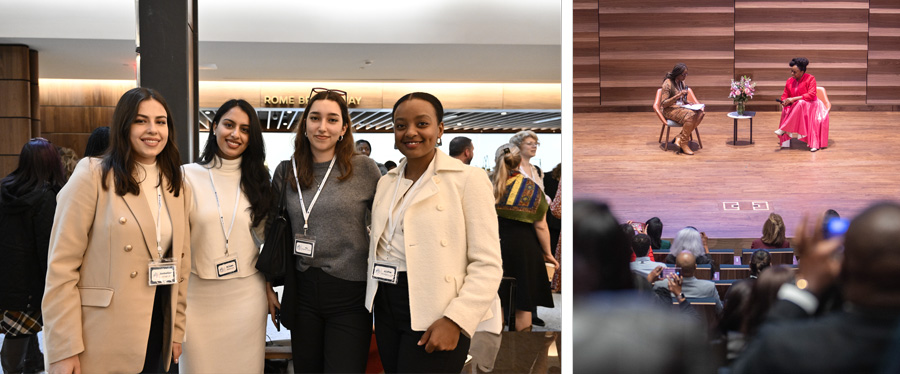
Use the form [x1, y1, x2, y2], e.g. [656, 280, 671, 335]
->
[732, 302, 900, 374]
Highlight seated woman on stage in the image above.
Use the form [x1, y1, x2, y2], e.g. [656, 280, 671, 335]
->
[773, 57, 830, 152]
[660, 63, 705, 155]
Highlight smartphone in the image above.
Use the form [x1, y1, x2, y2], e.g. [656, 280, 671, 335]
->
[274, 308, 281, 332]
[775, 98, 783, 103]
[824, 217, 850, 239]
[660, 267, 681, 280]
[630, 222, 645, 233]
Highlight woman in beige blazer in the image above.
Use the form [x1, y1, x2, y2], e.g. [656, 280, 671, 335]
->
[365, 92, 503, 373]
[42, 87, 191, 374]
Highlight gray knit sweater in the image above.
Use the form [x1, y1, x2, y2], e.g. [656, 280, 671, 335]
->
[272, 154, 380, 281]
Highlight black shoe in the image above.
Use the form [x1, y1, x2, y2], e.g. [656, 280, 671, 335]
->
[532, 316, 545, 327]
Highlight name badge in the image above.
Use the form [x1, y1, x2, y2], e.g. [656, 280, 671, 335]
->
[148, 258, 177, 286]
[372, 261, 398, 284]
[215, 254, 239, 278]
[294, 233, 316, 257]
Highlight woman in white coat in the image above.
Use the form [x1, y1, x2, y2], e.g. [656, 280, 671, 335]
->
[180, 99, 274, 373]
[365, 92, 503, 373]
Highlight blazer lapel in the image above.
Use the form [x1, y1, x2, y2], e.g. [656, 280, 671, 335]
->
[121, 191, 158, 259]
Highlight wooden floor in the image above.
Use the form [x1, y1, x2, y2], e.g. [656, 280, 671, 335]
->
[573, 111, 900, 239]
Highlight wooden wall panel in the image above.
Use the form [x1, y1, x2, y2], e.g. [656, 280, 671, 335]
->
[734, 0, 869, 110]
[41, 106, 93, 133]
[0, 45, 29, 79]
[0, 156, 18, 180]
[45, 133, 91, 159]
[598, 0, 735, 110]
[0, 80, 31, 117]
[584, 0, 897, 111]
[574, 0, 600, 112]
[0, 118, 32, 154]
[868, 0, 900, 105]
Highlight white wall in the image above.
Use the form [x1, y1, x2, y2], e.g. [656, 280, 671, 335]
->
[256, 132, 562, 177]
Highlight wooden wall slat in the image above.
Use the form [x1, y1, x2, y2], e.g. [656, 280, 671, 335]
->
[574, 0, 600, 113]
[0, 45, 29, 80]
[0, 118, 32, 155]
[0, 80, 31, 117]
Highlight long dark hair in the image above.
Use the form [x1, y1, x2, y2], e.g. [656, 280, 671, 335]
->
[663, 62, 688, 84]
[291, 90, 356, 190]
[84, 126, 110, 157]
[101, 87, 183, 197]
[1, 138, 67, 197]
[199, 99, 274, 227]
[645, 217, 664, 249]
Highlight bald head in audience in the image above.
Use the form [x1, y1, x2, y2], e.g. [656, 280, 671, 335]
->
[843, 202, 900, 309]
[676, 251, 697, 277]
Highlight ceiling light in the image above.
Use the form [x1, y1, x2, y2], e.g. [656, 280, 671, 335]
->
[500, 112, 507, 115]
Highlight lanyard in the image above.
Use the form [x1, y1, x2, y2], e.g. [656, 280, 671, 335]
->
[154, 173, 164, 260]
[385, 163, 431, 249]
[291, 155, 336, 235]
[207, 167, 242, 256]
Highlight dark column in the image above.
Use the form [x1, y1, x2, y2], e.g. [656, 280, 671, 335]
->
[137, 0, 199, 163]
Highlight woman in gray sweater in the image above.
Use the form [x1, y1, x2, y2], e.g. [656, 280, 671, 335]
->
[266, 88, 381, 373]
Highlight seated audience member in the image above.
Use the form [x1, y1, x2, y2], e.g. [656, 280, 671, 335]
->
[630, 234, 667, 277]
[645, 217, 670, 250]
[751, 213, 790, 249]
[717, 280, 753, 363]
[739, 266, 794, 340]
[733, 203, 900, 373]
[665, 227, 712, 265]
[748, 249, 771, 279]
[573, 200, 712, 374]
[654, 251, 723, 313]
[624, 222, 655, 262]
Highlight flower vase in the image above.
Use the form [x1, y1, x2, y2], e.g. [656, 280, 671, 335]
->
[736, 101, 745, 115]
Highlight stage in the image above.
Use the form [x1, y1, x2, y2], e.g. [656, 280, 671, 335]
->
[573, 111, 900, 241]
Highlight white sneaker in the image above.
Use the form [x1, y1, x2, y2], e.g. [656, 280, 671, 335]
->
[810, 148, 818, 152]
[774, 129, 785, 136]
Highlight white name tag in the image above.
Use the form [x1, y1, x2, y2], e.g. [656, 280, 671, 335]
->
[372, 262, 398, 284]
[294, 234, 316, 258]
[148, 259, 177, 286]
[215, 254, 239, 278]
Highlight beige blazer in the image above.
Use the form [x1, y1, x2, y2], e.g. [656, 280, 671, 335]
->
[42, 158, 191, 373]
[365, 150, 503, 337]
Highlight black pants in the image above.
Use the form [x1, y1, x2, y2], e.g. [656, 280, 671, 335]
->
[141, 285, 168, 374]
[0, 333, 43, 373]
[290, 267, 372, 373]
[374, 272, 471, 374]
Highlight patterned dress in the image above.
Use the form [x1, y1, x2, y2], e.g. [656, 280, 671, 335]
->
[661, 79, 701, 125]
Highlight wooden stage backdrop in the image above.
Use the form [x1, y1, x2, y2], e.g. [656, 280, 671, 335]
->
[573, 111, 900, 240]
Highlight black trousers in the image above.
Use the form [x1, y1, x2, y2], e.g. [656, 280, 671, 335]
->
[374, 272, 471, 374]
[0, 332, 43, 373]
[141, 285, 168, 374]
[290, 267, 372, 373]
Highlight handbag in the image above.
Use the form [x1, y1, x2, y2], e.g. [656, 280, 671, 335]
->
[256, 161, 292, 279]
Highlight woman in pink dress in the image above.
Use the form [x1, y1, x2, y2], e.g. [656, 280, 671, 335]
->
[773, 57, 830, 152]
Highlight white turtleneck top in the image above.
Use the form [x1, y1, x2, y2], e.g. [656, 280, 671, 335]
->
[183, 156, 263, 279]
[136, 160, 173, 258]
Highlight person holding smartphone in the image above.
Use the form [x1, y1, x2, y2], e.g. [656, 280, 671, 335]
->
[660, 63, 705, 155]
[179, 99, 274, 373]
